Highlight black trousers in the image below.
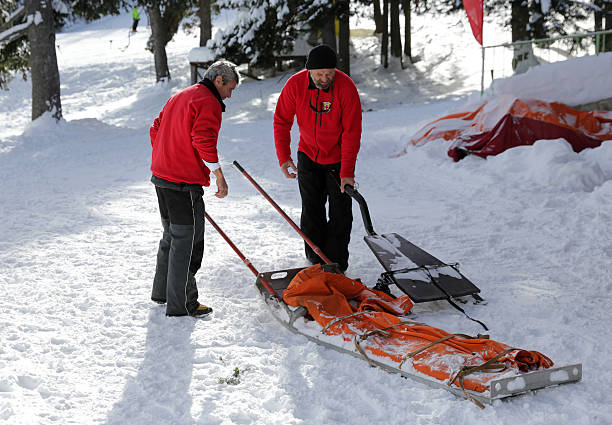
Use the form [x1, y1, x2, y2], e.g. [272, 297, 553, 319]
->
[297, 151, 352, 271]
[152, 185, 204, 316]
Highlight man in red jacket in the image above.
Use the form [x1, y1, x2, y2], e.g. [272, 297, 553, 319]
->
[273, 45, 362, 272]
[149, 60, 239, 317]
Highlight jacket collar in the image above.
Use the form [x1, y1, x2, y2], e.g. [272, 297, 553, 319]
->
[199, 78, 226, 112]
[307, 72, 331, 93]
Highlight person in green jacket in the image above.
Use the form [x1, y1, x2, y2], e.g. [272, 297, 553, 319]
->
[131, 7, 140, 32]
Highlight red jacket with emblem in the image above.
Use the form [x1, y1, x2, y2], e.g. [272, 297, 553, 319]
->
[150, 82, 223, 186]
[273, 69, 362, 178]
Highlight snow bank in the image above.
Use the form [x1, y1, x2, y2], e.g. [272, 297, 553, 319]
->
[485, 52, 612, 107]
[480, 139, 609, 192]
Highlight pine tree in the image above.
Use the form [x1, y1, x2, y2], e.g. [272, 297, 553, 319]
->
[26, 0, 61, 120]
[1, 0, 62, 120]
[337, 0, 350, 75]
[1, 0, 125, 120]
[482, 0, 591, 40]
[594, 0, 612, 52]
[208, 0, 298, 69]
[484, 0, 592, 72]
[137, 0, 195, 82]
[0, 0, 29, 90]
[199, 0, 212, 47]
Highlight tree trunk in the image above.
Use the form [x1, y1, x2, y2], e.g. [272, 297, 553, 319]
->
[373, 0, 383, 33]
[595, 0, 603, 52]
[510, 0, 537, 74]
[25, 0, 61, 121]
[604, 1, 612, 52]
[403, 0, 411, 60]
[321, 13, 337, 52]
[595, 1, 603, 31]
[510, 0, 530, 42]
[199, 0, 212, 47]
[147, 2, 171, 82]
[381, 0, 389, 67]
[390, 0, 402, 59]
[337, 0, 350, 75]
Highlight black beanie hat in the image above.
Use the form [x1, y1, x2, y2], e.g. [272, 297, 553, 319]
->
[305, 45, 337, 70]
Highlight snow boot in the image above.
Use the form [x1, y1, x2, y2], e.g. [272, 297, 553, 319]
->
[191, 304, 213, 317]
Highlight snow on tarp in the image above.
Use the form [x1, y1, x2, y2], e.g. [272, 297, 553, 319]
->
[282, 265, 553, 394]
[406, 97, 612, 161]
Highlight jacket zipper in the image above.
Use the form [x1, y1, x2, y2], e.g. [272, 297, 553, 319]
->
[314, 89, 320, 162]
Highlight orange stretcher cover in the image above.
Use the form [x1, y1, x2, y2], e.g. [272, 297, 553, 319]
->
[283, 265, 553, 393]
[406, 98, 612, 161]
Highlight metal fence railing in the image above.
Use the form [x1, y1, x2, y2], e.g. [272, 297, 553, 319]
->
[480, 29, 612, 94]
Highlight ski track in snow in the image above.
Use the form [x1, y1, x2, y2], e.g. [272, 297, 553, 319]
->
[1, 9, 612, 425]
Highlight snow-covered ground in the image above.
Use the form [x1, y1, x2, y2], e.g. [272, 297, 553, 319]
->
[1, 8, 611, 425]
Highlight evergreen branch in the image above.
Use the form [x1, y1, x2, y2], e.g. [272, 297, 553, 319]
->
[0, 15, 32, 47]
[1, 5, 25, 33]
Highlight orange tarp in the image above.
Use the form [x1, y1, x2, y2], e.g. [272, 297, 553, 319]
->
[406, 98, 612, 161]
[283, 265, 553, 393]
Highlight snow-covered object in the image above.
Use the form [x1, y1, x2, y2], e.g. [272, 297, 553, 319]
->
[407, 97, 612, 163]
[188, 46, 214, 63]
[486, 53, 612, 106]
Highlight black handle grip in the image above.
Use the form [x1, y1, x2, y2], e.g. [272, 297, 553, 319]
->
[343, 184, 375, 236]
[232, 160, 245, 173]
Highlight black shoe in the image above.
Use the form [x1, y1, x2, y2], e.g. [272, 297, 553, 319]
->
[152, 297, 166, 304]
[190, 304, 213, 317]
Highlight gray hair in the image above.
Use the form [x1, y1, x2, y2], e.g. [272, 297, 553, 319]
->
[204, 60, 240, 85]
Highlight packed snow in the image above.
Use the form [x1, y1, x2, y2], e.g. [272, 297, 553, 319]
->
[1, 8, 611, 425]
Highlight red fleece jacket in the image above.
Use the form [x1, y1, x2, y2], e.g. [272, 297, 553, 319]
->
[273, 69, 362, 178]
[150, 83, 222, 186]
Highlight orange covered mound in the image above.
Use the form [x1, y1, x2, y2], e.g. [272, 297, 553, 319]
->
[405, 98, 612, 161]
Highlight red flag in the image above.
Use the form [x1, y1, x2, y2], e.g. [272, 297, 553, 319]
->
[463, 0, 483, 45]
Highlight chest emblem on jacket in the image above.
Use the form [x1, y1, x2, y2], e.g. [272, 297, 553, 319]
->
[321, 101, 332, 113]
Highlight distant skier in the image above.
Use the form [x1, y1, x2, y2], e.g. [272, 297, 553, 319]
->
[131, 7, 140, 32]
[273, 44, 363, 273]
[149, 60, 240, 317]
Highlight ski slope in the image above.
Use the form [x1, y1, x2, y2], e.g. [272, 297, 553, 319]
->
[1, 9, 611, 425]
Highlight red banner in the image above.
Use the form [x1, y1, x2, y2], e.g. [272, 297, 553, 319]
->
[463, 0, 483, 45]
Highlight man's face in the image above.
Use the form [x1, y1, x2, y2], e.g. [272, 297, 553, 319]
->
[214, 76, 238, 99]
[309, 68, 335, 90]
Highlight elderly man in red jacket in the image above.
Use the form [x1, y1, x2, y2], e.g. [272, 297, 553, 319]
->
[149, 60, 239, 317]
[273, 45, 362, 272]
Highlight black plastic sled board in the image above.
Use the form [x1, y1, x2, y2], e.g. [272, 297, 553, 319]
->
[364, 233, 481, 302]
[254, 266, 582, 406]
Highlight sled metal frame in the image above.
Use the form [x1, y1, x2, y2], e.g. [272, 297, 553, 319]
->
[255, 265, 582, 406]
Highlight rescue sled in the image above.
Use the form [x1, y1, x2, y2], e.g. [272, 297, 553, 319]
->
[211, 162, 583, 408]
[253, 265, 582, 408]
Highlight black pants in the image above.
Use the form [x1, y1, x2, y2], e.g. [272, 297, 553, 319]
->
[132, 19, 139, 31]
[297, 151, 352, 271]
[152, 185, 204, 316]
